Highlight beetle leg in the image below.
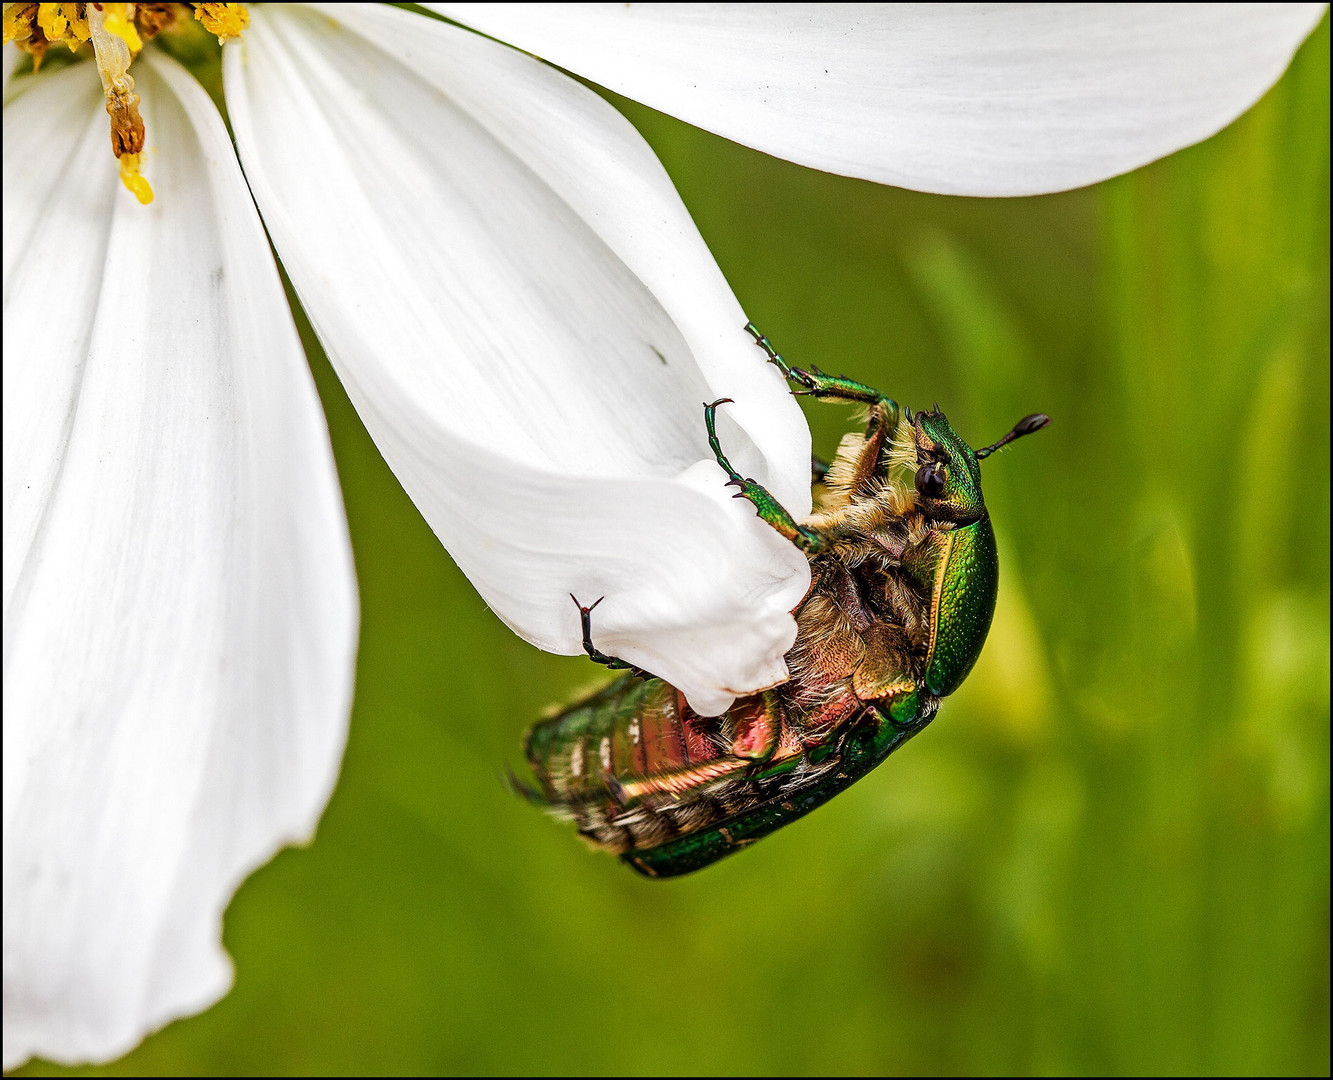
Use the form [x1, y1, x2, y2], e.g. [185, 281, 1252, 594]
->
[571, 595, 652, 679]
[745, 323, 902, 498]
[845, 411, 896, 499]
[704, 399, 826, 554]
[745, 322, 900, 421]
[852, 623, 925, 727]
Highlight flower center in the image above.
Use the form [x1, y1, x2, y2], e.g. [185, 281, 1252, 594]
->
[3, 3, 249, 205]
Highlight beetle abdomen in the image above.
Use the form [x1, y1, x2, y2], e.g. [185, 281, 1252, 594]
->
[524, 674, 755, 851]
[626, 701, 937, 877]
[526, 676, 719, 805]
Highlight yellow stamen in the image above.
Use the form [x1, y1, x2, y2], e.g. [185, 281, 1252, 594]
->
[102, 3, 144, 53]
[193, 2, 247, 44]
[119, 153, 155, 205]
[8, 3, 92, 58]
[62, 3, 89, 43]
[36, 3, 69, 43]
[2, 5, 38, 47]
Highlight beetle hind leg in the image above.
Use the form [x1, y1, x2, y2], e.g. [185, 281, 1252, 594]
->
[571, 595, 652, 678]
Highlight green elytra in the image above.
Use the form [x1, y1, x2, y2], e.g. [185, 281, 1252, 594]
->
[519, 324, 1049, 877]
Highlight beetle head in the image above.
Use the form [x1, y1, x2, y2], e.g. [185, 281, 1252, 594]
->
[909, 410, 984, 523]
[906, 408, 1049, 523]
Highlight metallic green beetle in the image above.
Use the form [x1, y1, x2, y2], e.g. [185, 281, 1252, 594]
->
[519, 324, 1048, 877]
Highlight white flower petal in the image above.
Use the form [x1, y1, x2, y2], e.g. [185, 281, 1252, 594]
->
[1, 43, 36, 107]
[430, 2, 1327, 196]
[2, 43, 18, 92]
[2, 53, 358, 1067]
[227, 4, 810, 714]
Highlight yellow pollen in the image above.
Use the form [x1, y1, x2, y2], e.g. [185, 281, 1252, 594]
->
[36, 3, 69, 43]
[4, 4, 43, 70]
[193, 2, 248, 43]
[5, 3, 92, 64]
[119, 153, 155, 205]
[2, 5, 37, 47]
[64, 3, 90, 42]
[102, 3, 144, 53]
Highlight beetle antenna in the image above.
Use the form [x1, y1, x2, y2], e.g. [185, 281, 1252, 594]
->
[975, 413, 1050, 460]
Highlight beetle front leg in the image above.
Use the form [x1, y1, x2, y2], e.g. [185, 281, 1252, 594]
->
[745, 323, 902, 498]
[704, 399, 825, 555]
[745, 322, 901, 427]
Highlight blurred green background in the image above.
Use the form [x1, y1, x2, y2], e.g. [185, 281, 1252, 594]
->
[24, 14, 1329, 1078]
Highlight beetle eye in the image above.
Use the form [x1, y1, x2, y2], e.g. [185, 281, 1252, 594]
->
[915, 462, 947, 498]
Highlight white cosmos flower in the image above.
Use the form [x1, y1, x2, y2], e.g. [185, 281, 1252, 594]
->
[2, 1, 1325, 1068]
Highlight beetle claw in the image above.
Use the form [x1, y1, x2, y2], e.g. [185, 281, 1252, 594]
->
[569, 593, 605, 616]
